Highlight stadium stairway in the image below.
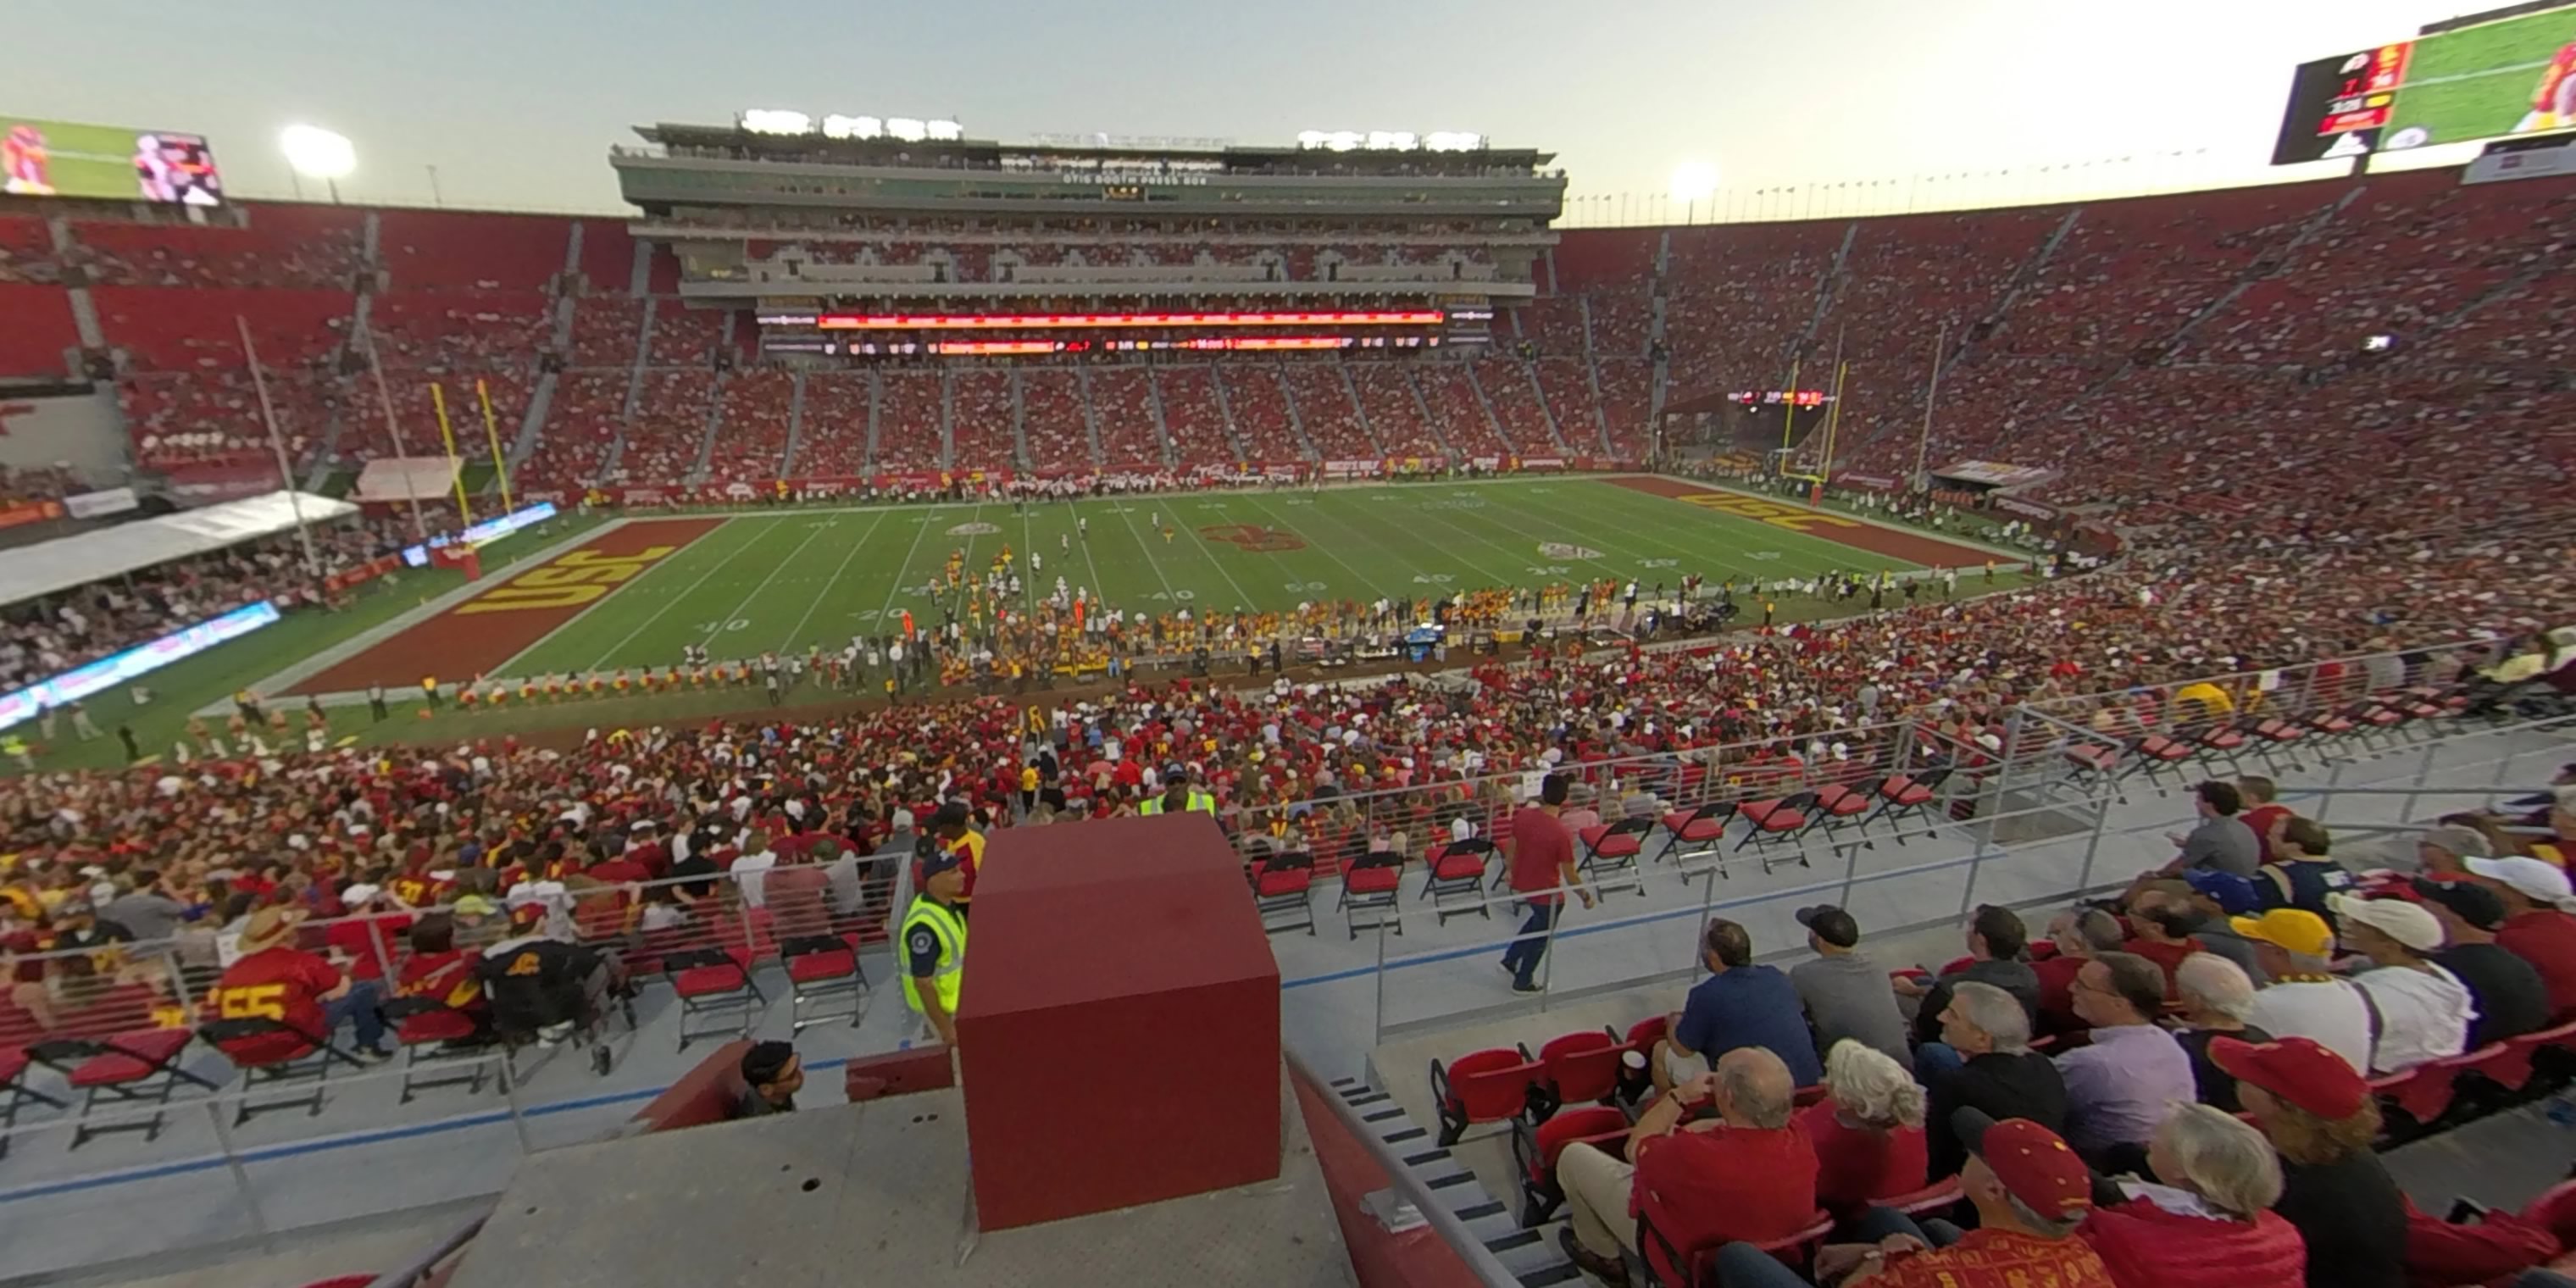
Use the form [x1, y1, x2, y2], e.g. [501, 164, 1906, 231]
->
[1270, 363, 1322, 461]
[1323, 1074, 1581, 1287]
[778, 369, 809, 476]
[1073, 364, 1108, 469]
[1332, 361, 1389, 457]
[1572, 306, 1616, 455]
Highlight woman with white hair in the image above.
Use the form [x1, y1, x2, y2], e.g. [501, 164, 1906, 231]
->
[1796, 1040, 1929, 1216]
[2169, 952, 2272, 1113]
[2079, 1103, 2306, 1286]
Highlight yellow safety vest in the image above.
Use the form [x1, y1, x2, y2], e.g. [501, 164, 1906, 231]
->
[1139, 791, 1214, 815]
[900, 897, 967, 1019]
[0, 736, 25, 757]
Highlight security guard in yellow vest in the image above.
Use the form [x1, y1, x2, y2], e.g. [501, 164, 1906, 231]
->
[1137, 766, 1214, 817]
[902, 846, 970, 1046]
[2, 733, 29, 772]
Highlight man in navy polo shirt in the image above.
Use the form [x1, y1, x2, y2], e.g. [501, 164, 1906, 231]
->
[1652, 918, 1824, 1095]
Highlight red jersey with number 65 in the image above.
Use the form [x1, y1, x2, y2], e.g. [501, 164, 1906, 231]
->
[207, 947, 341, 1063]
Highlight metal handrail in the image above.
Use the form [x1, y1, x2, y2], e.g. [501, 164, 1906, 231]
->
[1281, 1044, 1524, 1288]
[364, 1211, 490, 1288]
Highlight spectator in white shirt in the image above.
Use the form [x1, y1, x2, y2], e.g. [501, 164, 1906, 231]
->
[2234, 908, 2373, 1073]
[730, 831, 779, 908]
[1449, 812, 1476, 846]
[2332, 894, 2476, 1074]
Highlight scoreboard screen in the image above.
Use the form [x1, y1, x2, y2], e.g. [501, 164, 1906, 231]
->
[2273, 4, 2576, 164]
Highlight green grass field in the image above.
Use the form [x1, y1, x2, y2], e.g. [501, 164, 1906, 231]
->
[2385, 9, 2576, 148]
[496, 478, 1998, 677]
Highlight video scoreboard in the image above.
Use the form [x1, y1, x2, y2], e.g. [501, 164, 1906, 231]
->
[756, 304, 1487, 359]
[2274, 3, 2576, 163]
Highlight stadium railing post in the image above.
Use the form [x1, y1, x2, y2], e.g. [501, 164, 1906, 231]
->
[1535, 877, 1566, 1010]
[367, 911, 399, 987]
[1370, 919, 1390, 1047]
[501, 1056, 533, 1155]
[1686, 863, 1720, 972]
[2312, 759, 2348, 824]
[2398, 742, 2443, 825]
[204, 1099, 274, 1245]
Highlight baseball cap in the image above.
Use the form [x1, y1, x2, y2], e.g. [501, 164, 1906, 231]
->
[2466, 856, 2574, 905]
[2208, 1035, 2368, 1119]
[891, 808, 917, 830]
[2182, 869, 2260, 915]
[2418, 824, 2492, 860]
[1953, 1110, 2095, 1221]
[2229, 908, 2334, 958]
[919, 847, 966, 880]
[340, 883, 382, 907]
[2412, 876, 2507, 931]
[1793, 904, 1860, 949]
[2330, 892, 2446, 952]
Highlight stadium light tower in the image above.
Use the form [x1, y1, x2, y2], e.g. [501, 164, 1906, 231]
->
[280, 125, 356, 203]
[1669, 161, 1718, 224]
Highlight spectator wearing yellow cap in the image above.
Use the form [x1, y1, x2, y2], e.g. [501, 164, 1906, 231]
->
[2232, 909, 2371, 1073]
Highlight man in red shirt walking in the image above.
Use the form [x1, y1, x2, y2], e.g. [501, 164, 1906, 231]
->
[1502, 774, 1592, 993]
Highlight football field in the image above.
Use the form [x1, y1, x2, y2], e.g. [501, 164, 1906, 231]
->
[291, 476, 2011, 694]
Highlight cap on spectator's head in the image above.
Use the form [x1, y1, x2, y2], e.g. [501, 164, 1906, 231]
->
[2467, 856, 2574, 904]
[340, 882, 381, 908]
[2208, 1035, 2368, 1119]
[2412, 877, 2507, 930]
[2182, 869, 2260, 915]
[237, 906, 304, 952]
[2228, 908, 2333, 958]
[919, 847, 966, 880]
[452, 893, 499, 919]
[1955, 1111, 2094, 1221]
[2418, 824, 2490, 859]
[2330, 893, 2445, 952]
[1793, 904, 1860, 948]
[891, 808, 917, 830]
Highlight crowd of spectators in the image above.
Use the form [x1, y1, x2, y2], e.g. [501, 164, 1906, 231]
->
[1415, 365, 1511, 457]
[702, 369, 796, 486]
[1478, 360, 1564, 452]
[1087, 367, 1167, 468]
[1535, 752, 2576, 1285]
[1013, 369, 1086, 470]
[791, 373, 874, 477]
[873, 371, 945, 472]
[1217, 364, 1306, 461]
[1344, 364, 1441, 460]
[1280, 362, 1376, 460]
[0, 464, 81, 506]
[1152, 366, 1240, 466]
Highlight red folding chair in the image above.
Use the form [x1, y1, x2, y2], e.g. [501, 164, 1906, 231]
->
[1336, 850, 1404, 940]
[380, 997, 491, 1103]
[1424, 838, 1498, 926]
[1430, 1045, 1545, 1146]
[1653, 802, 1735, 869]
[32, 1029, 219, 1148]
[779, 934, 869, 1034]
[1735, 792, 1815, 872]
[0, 1046, 67, 1158]
[1577, 817, 1653, 896]
[1807, 782, 1874, 852]
[1861, 768, 1949, 843]
[1509, 1105, 1629, 1226]
[1535, 1029, 1624, 1115]
[1251, 851, 1317, 936]
[1613, 1015, 1668, 1106]
[663, 947, 768, 1052]
[200, 1018, 361, 1127]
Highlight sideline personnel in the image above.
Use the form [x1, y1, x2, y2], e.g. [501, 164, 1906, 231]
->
[902, 845, 970, 1047]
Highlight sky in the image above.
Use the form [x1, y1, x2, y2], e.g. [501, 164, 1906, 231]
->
[6, 0, 2498, 217]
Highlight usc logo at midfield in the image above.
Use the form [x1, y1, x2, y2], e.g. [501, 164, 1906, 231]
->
[1681, 494, 1859, 533]
[1199, 524, 1306, 552]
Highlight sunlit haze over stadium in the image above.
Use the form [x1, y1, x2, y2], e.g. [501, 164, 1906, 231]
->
[8, 0, 2484, 214]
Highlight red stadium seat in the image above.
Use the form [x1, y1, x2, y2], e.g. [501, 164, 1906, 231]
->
[1424, 838, 1497, 925]
[1251, 851, 1317, 936]
[1535, 1029, 1625, 1113]
[1336, 850, 1405, 940]
[40, 1028, 218, 1147]
[1577, 817, 1653, 896]
[1431, 1046, 1546, 1146]
[380, 997, 491, 1103]
[663, 948, 768, 1052]
[1653, 802, 1735, 868]
[780, 935, 869, 1035]
[1863, 769, 1949, 844]
[1510, 1105, 1629, 1226]
[0, 1046, 66, 1159]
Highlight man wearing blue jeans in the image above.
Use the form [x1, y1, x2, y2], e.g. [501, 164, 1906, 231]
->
[1501, 774, 1591, 992]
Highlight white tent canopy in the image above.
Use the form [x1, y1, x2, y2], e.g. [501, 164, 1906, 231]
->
[0, 491, 358, 607]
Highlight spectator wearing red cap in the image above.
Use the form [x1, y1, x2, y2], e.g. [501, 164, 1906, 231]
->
[1711, 1116, 2112, 1286]
[2466, 856, 2576, 1019]
[2212, 1035, 2405, 1288]
[2077, 1102, 2307, 1287]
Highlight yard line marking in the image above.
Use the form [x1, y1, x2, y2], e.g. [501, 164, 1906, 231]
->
[1108, 492, 1180, 600]
[776, 508, 891, 653]
[873, 501, 942, 625]
[480, 517, 644, 679]
[693, 519, 837, 655]
[573, 519, 768, 672]
[1344, 494, 1528, 589]
[1074, 498, 1113, 608]
[1518, 484, 1784, 584]
[1241, 491, 1388, 600]
[1174, 507, 1259, 613]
